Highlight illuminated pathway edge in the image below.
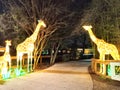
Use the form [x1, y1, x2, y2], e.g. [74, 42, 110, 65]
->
[0, 60, 93, 90]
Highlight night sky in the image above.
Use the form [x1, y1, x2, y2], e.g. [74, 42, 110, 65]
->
[0, 0, 91, 13]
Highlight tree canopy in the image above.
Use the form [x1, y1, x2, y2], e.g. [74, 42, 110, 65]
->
[0, 0, 119, 62]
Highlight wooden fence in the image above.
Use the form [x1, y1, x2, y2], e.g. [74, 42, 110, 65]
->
[0, 47, 51, 66]
[11, 55, 51, 66]
[0, 47, 5, 52]
[92, 59, 120, 78]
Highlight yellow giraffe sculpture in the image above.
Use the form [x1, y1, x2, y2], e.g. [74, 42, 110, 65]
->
[16, 20, 46, 72]
[0, 40, 11, 78]
[82, 25, 120, 74]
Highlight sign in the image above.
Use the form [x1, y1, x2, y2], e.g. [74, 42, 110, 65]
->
[110, 62, 120, 81]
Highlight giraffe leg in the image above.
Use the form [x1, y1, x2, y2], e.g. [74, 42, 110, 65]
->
[17, 54, 19, 69]
[16, 55, 21, 76]
[28, 53, 30, 72]
[9, 61, 11, 70]
[8, 61, 11, 76]
[30, 52, 33, 71]
[99, 53, 103, 73]
[2, 62, 8, 79]
[8, 57, 11, 75]
[20, 55, 23, 70]
[101, 54, 106, 75]
[99, 53, 105, 74]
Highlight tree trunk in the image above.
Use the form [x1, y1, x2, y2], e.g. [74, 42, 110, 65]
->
[50, 40, 61, 65]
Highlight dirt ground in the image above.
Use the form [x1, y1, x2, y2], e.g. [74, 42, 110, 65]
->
[88, 66, 120, 90]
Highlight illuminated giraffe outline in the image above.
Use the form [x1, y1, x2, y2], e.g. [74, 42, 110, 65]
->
[83, 25, 120, 74]
[0, 40, 11, 78]
[16, 20, 46, 72]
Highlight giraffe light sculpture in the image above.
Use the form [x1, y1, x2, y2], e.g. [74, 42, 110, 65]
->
[16, 20, 46, 73]
[83, 25, 120, 74]
[0, 40, 11, 79]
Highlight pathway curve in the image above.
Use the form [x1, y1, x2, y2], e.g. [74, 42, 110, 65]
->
[0, 60, 93, 90]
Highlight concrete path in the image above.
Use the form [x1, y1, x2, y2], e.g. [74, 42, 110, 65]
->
[0, 60, 93, 90]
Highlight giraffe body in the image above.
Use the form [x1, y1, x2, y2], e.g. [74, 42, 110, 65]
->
[96, 39, 120, 60]
[16, 20, 46, 72]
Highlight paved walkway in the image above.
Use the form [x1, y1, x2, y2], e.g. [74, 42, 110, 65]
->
[0, 60, 93, 90]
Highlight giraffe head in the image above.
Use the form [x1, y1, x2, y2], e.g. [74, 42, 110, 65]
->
[82, 25, 92, 31]
[38, 20, 46, 28]
[5, 40, 11, 46]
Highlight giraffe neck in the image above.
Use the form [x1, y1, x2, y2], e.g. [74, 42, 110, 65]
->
[29, 23, 43, 42]
[5, 44, 10, 53]
[87, 29, 98, 44]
